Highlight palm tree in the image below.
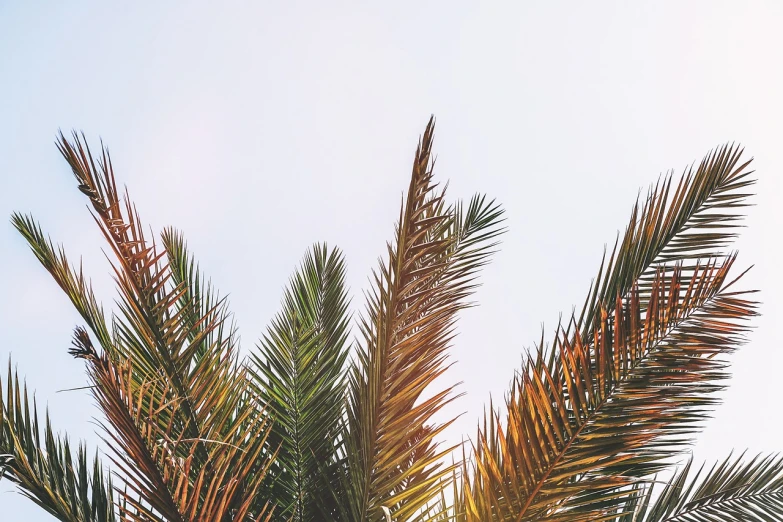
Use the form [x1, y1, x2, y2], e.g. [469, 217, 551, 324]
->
[1, 119, 779, 522]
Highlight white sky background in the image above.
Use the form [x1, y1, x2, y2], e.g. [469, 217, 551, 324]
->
[1, 2, 782, 520]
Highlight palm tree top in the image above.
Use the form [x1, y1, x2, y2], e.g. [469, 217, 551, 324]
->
[2, 119, 775, 522]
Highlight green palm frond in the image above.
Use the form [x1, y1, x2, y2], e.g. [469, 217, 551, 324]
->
[578, 144, 753, 336]
[340, 118, 505, 522]
[248, 243, 351, 522]
[11, 213, 112, 349]
[0, 361, 116, 522]
[161, 227, 238, 365]
[461, 144, 757, 522]
[624, 453, 783, 522]
[160, 229, 263, 475]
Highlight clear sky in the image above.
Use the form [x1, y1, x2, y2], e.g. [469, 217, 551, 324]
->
[1, 2, 781, 520]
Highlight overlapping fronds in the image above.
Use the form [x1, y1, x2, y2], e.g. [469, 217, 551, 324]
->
[52, 131, 226, 457]
[0, 362, 116, 522]
[462, 257, 756, 521]
[340, 118, 506, 522]
[71, 328, 273, 522]
[578, 144, 753, 335]
[248, 243, 351, 522]
[460, 145, 757, 522]
[160, 229, 262, 476]
[12, 133, 275, 521]
[621, 453, 783, 522]
[6, 122, 769, 522]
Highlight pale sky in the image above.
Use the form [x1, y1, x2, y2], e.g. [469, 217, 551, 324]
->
[1, 2, 782, 520]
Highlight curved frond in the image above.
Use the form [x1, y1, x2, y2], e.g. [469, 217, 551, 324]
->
[627, 453, 783, 522]
[341, 118, 506, 522]
[578, 144, 753, 336]
[0, 361, 115, 522]
[14, 134, 276, 521]
[462, 145, 756, 522]
[11, 213, 112, 349]
[248, 243, 351, 522]
[465, 259, 756, 521]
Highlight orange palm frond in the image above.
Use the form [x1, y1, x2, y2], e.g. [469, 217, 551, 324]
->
[340, 118, 505, 522]
[460, 145, 756, 522]
[462, 258, 756, 521]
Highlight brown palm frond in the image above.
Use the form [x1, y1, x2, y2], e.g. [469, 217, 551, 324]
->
[462, 255, 756, 521]
[340, 117, 505, 522]
[13, 133, 276, 521]
[54, 132, 217, 451]
[72, 327, 274, 522]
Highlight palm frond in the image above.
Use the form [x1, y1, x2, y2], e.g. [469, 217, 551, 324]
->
[341, 117, 506, 522]
[161, 227, 238, 365]
[72, 327, 274, 522]
[578, 144, 753, 336]
[248, 243, 351, 522]
[54, 132, 218, 460]
[14, 133, 276, 521]
[160, 228, 262, 473]
[463, 257, 756, 521]
[625, 452, 783, 522]
[0, 361, 116, 522]
[11, 213, 112, 349]
[461, 145, 756, 522]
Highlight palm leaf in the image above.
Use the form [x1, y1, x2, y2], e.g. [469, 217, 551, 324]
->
[248, 243, 351, 522]
[160, 227, 238, 366]
[578, 144, 753, 335]
[71, 326, 274, 522]
[0, 361, 116, 522]
[461, 145, 756, 522]
[464, 259, 757, 520]
[14, 133, 276, 521]
[340, 117, 505, 522]
[53, 132, 219, 463]
[624, 452, 783, 521]
[160, 227, 267, 481]
[11, 213, 112, 349]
